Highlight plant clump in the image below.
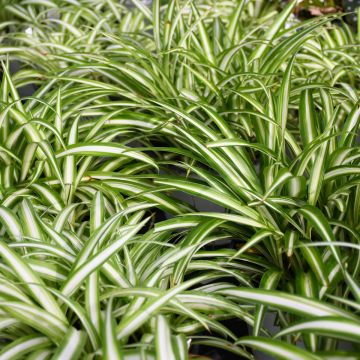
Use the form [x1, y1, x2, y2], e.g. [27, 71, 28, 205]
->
[0, 0, 359, 359]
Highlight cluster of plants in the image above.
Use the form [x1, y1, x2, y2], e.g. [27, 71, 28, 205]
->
[0, 0, 359, 358]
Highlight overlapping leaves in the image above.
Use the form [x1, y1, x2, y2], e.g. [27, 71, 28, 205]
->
[0, 0, 359, 359]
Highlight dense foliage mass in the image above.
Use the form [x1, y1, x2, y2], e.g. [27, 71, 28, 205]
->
[0, 0, 359, 359]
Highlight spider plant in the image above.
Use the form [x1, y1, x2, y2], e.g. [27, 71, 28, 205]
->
[0, 0, 359, 359]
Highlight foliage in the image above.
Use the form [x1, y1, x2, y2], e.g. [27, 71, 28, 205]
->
[0, 0, 359, 359]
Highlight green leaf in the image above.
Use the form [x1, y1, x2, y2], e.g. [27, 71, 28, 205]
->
[237, 337, 321, 360]
[57, 143, 158, 169]
[0, 242, 67, 323]
[276, 317, 360, 343]
[253, 269, 282, 336]
[103, 298, 123, 360]
[0, 301, 67, 343]
[250, 0, 297, 61]
[156, 315, 176, 360]
[218, 288, 357, 320]
[62, 219, 148, 296]
[0, 206, 23, 241]
[52, 327, 87, 360]
[0, 335, 51, 360]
